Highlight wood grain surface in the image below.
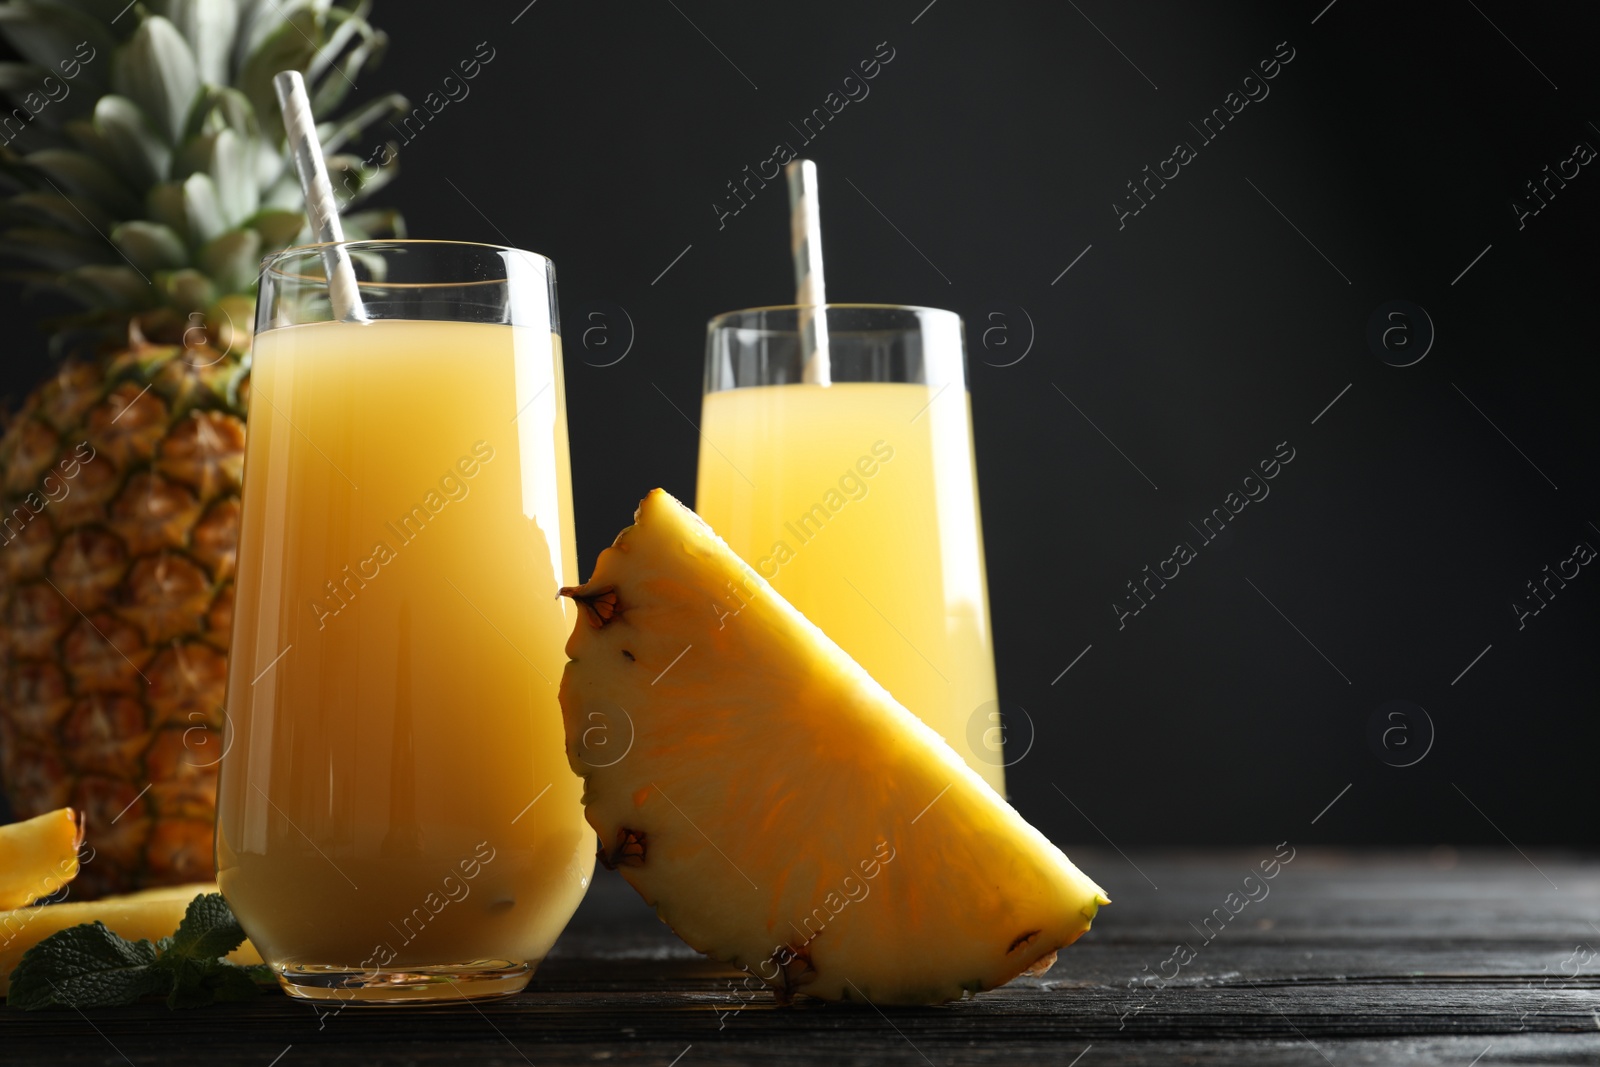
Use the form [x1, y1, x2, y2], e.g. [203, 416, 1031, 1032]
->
[5, 848, 1598, 1066]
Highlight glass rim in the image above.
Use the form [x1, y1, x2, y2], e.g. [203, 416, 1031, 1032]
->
[707, 303, 961, 330]
[260, 239, 553, 289]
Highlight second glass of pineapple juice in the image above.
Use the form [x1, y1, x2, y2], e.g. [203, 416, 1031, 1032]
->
[695, 305, 1007, 795]
[217, 242, 594, 1003]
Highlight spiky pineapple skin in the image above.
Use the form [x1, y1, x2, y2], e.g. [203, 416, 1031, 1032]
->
[0, 0, 404, 894]
[0, 336, 246, 896]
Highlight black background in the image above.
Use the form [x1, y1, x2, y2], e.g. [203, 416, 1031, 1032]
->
[4, 1, 1596, 850]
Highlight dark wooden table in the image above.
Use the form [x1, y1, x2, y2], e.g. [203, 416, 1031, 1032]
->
[6, 848, 1598, 1065]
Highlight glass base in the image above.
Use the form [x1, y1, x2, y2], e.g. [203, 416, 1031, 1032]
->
[276, 960, 533, 1005]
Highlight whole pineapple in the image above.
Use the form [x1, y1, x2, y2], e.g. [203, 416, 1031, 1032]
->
[0, 0, 405, 895]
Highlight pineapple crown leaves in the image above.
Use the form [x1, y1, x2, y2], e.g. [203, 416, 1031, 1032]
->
[0, 0, 407, 334]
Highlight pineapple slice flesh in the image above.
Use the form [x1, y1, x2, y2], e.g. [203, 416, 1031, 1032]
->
[0, 809, 83, 909]
[559, 490, 1109, 1005]
[0, 883, 263, 996]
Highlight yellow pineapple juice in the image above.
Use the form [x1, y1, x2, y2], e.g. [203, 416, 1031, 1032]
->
[217, 319, 593, 996]
[695, 381, 1006, 794]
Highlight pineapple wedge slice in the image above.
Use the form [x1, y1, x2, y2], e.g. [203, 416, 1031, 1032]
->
[0, 809, 83, 910]
[558, 489, 1109, 1005]
[0, 883, 263, 997]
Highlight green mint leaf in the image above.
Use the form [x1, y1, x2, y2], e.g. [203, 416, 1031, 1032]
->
[240, 963, 276, 985]
[202, 961, 264, 1004]
[155, 894, 262, 1008]
[157, 893, 249, 967]
[166, 958, 262, 1009]
[7, 894, 267, 1011]
[7, 923, 163, 1010]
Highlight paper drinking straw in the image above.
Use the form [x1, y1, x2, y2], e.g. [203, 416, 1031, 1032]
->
[784, 159, 830, 385]
[273, 70, 367, 322]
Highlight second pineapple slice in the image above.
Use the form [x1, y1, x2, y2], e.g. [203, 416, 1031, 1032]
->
[0, 809, 82, 909]
[558, 490, 1107, 1005]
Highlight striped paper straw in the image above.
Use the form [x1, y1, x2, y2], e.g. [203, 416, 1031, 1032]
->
[274, 71, 367, 323]
[785, 159, 831, 385]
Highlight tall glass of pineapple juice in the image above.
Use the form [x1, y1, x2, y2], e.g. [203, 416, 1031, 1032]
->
[695, 305, 1007, 795]
[217, 242, 594, 1004]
